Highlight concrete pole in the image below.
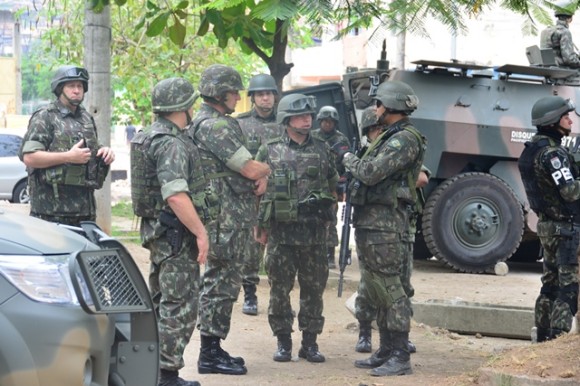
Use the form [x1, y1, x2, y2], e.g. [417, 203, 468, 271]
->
[14, 20, 21, 114]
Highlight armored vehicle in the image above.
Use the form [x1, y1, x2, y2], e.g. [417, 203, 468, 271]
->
[287, 43, 580, 273]
[0, 208, 158, 385]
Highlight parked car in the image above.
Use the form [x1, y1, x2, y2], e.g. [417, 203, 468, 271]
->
[0, 209, 159, 385]
[0, 130, 28, 203]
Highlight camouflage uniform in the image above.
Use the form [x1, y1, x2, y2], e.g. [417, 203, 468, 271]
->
[236, 109, 279, 298]
[132, 118, 204, 372]
[190, 103, 257, 339]
[519, 132, 580, 339]
[256, 129, 338, 352]
[311, 127, 351, 249]
[540, 19, 580, 68]
[19, 99, 107, 226]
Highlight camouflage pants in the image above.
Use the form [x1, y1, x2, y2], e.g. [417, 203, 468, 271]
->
[326, 205, 339, 248]
[147, 231, 200, 371]
[354, 229, 412, 333]
[242, 235, 265, 286]
[198, 227, 249, 339]
[265, 242, 329, 335]
[535, 234, 579, 332]
[355, 241, 414, 323]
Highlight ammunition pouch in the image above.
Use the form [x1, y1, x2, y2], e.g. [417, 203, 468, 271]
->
[274, 199, 299, 222]
[258, 199, 273, 227]
[246, 135, 261, 156]
[360, 270, 406, 307]
[43, 156, 108, 189]
[556, 225, 580, 266]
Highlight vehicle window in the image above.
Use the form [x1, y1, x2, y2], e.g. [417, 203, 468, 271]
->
[0, 134, 23, 157]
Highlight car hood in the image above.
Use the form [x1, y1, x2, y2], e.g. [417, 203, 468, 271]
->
[0, 209, 93, 254]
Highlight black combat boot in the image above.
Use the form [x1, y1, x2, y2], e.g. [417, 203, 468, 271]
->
[198, 335, 247, 375]
[327, 247, 336, 269]
[354, 329, 391, 369]
[298, 331, 325, 363]
[242, 284, 258, 316]
[355, 320, 372, 353]
[369, 331, 412, 376]
[158, 369, 200, 386]
[273, 333, 292, 362]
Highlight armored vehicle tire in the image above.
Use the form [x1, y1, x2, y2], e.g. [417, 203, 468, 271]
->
[422, 172, 524, 273]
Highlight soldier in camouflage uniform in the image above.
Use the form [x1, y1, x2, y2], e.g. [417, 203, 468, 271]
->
[311, 105, 351, 269]
[334, 81, 426, 377]
[130, 77, 208, 386]
[255, 94, 339, 364]
[518, 96, 580, 342]
[540, 0, 580, 68]
[19, 65, 114, 226]
[190, 65, 271, 375]
[236, 73, 280, 316]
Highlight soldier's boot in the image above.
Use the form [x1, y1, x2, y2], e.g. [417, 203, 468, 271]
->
[158, 369, 200, 386]
[355, 320, 372, 353]
[354, 330, 392, 369]
[550, 328, 566, 340]
[273, 333, 292, 362]
[298, 331, 326, 363]
[407, 340, 417, 354]
[327, 247, 336, 269]
[536, 327, 552, 343]
[242, 284, 258, 316]
[198, 335, 247, 375]
[369, 332, 412, 376]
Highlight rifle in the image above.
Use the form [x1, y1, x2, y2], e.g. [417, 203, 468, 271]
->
[338, 137, 358, 297]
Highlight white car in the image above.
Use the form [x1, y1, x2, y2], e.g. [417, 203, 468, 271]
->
[0, 130, 28, 203]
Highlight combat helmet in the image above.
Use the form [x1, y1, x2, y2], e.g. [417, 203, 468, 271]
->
[554, 0, 575, 17]
[50, 65, 89, 96]
[276, 94, 317, 124]
[152, 77, 196, 113]
[531, 96, 575, 127]
[248, 74, 278, 96]
[360, 106, 379, 136]
[198, 64, 244, 98]
[317, 106, 339, 122]
[374, 80, 419, 115]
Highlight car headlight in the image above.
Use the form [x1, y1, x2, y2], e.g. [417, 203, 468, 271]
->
[0, 254, 92, 305]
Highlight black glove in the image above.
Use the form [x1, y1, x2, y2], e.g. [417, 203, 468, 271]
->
[331, 142, 351, 163]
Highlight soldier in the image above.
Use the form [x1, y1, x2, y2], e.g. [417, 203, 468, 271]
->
[130, 77, 209, 386]
[19, 65, 114, 226]
[311, 105, 351, 269]
[518, 96, 580, 342]
[236, 73, 279, 316]
[255, 93, 339, 364]
[334, 81, 426, 377]
[190, 64, 271, 375]
[540, 0, 580, 68]
[352, 106, 428, 355]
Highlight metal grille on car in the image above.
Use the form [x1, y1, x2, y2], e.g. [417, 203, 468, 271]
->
[72, 249, 150, 313]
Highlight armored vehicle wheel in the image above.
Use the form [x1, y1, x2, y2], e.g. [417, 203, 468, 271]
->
[422, 172, 524, 273]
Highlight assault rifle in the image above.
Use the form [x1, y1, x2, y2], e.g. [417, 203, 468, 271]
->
[338, 137, 358, 297]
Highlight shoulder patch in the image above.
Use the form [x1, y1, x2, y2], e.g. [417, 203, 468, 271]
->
[388, 138, 402, 149]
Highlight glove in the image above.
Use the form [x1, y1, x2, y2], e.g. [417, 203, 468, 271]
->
[331, 142, 351, 163]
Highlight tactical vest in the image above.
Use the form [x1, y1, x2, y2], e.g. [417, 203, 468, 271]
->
[518, 136, 580, 221]
[36, 103, 108, 196]
[131, 122, 216, 220]
[261, 135, 335, 223]
[190, 113, 255, 195]
[350, 121, 426, 207]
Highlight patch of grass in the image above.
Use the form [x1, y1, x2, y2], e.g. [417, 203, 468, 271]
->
[112, 201, 134, 219]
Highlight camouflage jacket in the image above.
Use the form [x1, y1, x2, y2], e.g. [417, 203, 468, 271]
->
[311, 127, 351, 178]
[131, 118, 209, 245]
[19, 99, 103, 218]
[519, 133, 580, 235]
[540, 20, 580, 68]
[256, 129, 339, 245]
[343, 118, 426, 234]
[189, 103, 256, 229]
[236, 108, 280, 156]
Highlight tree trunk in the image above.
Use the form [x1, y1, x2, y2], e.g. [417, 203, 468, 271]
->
[84, 2, 112, 234]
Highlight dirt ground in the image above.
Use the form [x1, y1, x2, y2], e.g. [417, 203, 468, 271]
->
[121, 237, 577, 386]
